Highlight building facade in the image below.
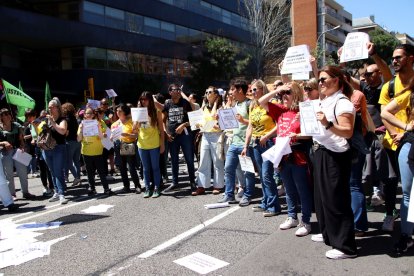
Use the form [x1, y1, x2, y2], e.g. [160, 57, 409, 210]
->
[0, 0, 250, 103]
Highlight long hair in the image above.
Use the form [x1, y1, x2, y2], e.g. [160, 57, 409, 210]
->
[250, 79, 269, 109]
[139, 91, 158, 127]
[61, 102, 76, 118]
[289, 82, 304, 111]
[319, 66, 353, 98]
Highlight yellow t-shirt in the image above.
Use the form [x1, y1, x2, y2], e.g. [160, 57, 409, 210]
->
[111, 119, 136, 143]
[202, 107, 220, 133]
[137, 113, 161, 150]
[78, 120, 106, 156]
[250, 105, 276, 138]
[379, 75, 412, 150]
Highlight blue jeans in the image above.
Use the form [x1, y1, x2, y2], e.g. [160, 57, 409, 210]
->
[350, 152, 368, 231]
[169, 133, 195, 185]
[252, 140, 280, 213]
[43, 144, 66, 195]
[224, 144, 255, 198]
[66, 140, 81, 179]
[1, 149, 29, 195]
[0, 157, 13, 207]
[398, 143, 414, 236]
[280, 161, 312, 223]
[138, 147, 161, 190]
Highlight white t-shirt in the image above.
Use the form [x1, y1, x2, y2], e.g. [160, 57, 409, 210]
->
[313, 91, 355, 152]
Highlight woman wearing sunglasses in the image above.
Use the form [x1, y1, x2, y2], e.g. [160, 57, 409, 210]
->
[259, 82, 313, 237]
[192, 87, 224, 196]
[242, 80, 280, 213]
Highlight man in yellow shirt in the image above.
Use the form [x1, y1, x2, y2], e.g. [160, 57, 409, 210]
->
[378, 44, 414, 232]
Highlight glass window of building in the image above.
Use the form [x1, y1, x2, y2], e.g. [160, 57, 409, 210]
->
[126, 12, 144, 34]
[176, 25, 189, 43]
[107, 49, 128, 71]
[146, 56, 163, 75]
[83, 1, 105, 26]
[160, 0, 174, 4]
[174, 0, 188, 9]
[86, 47, 107, 69]
[105, 6, 125, 30]
[222, 10, 231, 24]
[188, 28, 202, 43]
[162, 58, 175, 76]
[161, 22, 175, 41]
[144, 17, 161, 37]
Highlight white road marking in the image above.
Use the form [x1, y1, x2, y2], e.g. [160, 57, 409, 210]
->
[138, 206, 241, 259]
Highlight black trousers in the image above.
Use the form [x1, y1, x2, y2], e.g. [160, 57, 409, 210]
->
[313, 148, 357, 255]
[84, 155, 109, 191]
[383, 149, 399, 215]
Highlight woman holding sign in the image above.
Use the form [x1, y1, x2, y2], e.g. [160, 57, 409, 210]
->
[77, 107, 113, 196]
[258, 82, 313, 236]
[192, 87, 224, 196]
[135, 92, 165, 198]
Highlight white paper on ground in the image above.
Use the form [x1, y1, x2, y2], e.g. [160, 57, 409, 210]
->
[174, 252, 229, 275]
[12, 149, 32, 167]
[238, 156, 255, 173]
[204, 202, 229, 209]
[262, 137, 292, 168]
[105, 89, 117, 98]
[81, 204, 114, 214]
[16, 221, 62, 231]
[407, 178, 414, 223]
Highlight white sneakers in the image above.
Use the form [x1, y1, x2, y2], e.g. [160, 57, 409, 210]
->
[325, 249, 357, 259]
[295, 223, 311, 237]
[279, 217, 299, 230]
[49, 193, 68, 205]
[371, 193, 385, 206]
[311, 233, 324, 242]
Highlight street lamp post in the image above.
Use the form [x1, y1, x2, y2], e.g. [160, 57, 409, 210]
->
[317, 24, 341, 66]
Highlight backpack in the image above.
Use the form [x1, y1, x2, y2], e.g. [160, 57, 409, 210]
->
[37, 124, 56, 151]
[388, 76, 396, 99]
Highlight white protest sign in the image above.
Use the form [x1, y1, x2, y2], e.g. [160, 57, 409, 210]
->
[131, 107, 149, 122]
[238, 155, 255, 173]
[101, 128, 113, 150]
[105, 89, 117, 98]
[262, 137, 292, 168]
[218, 107, 239, 130]
[82, 120, 99, 137]
[12, 149, 32, 167]
[340, 32, 370, 63]
[187, 109, 204, 130]
[280, 45, 312, 74]
[111, 127, 122, 141]
[292, 71, 310, 80]
[87, 99, 101, 110]
[174, 252, 229, 275]
[299, 100, 323, 136]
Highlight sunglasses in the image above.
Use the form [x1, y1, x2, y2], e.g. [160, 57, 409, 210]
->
[318, 77, 331, 84]
[205, 90, 214, 95]
[280, 90, 291, 96]
[364, 70, 379, 77]
[274, 82, 283, 87]
[391, 56, 403, 62]
[304, 86, 313, 92]
[169, 88, 181, 92]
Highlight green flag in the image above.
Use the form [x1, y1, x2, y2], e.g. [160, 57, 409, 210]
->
[2, 79, 35, 121]
[45, 82, 51, 110]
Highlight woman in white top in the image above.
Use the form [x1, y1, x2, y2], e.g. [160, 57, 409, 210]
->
[312, 66, 357, 260]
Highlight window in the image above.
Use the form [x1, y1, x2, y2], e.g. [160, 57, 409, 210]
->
[145, 56, 162, 75]
[126, 12, 143, 34]
[83, 1, 105, 26]
[222, 10, 231, 24]
[176, 25, 189, 43]
[144, 17, 161, 37]
[161, 22, 175, 40]
[107, 50, 128, 71]
[174, 0, 187, 9]
[162, 58, 175, 75]
[105, 7, 125, 30]
[86, 47, 107, 69]
[160, 0, 173, 4]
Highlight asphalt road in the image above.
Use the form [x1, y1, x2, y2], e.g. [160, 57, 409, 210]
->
[1, 162, 413, 276]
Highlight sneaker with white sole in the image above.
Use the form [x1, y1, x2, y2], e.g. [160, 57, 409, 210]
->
[279, 217, 299, 230]
[295, 222, 311, 237]
[382, 215, 394, 232]
[59, 195, 69, 205]
[370, 194, 385, 206]
[71, 178, 82, 187]
[49, 193, 59, 202]
[311, 233, 324, 242]
[325, 249, 356, 259]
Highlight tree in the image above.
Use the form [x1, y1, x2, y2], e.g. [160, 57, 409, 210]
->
[240, 0, 291, 78]
[187, 37, 250, 94]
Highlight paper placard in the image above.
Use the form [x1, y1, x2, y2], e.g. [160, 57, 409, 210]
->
[174, 252, 229, 275]
[299, 101, 323, 136]
[188, 109, 204, 130]
[105, 89, 117, 98]
[111, 127, 122, 141]
[101, 128, 113, 150]
[131, 107, 149, 122]
[262, 137, 292, 168]
[340, 32, 370, 63]
[280, 45, 312, 74]
[408, 178, 414, 223]
[292, 71, 310, 80]
[218, 108, 239, 130]
[82, 120, 99, 137]
[87, 99, 101, 110]
[238, 155, 255, 173]
[12, 149, 32, 167]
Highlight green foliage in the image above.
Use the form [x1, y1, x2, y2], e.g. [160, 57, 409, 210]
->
[187, 37, 251, 94]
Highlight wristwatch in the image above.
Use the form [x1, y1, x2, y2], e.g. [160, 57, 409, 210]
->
[325, 121, 334, 130]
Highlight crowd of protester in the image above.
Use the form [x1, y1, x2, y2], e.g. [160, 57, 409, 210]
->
[0, 43, 413, 259]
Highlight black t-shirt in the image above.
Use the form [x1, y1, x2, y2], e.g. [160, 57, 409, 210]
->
[0, 122, 22, 149]
[360, 81, 383, 128]
[49, 117, 66, 145]
[163, 98, 192, 136]
[66, 115, 79, 141]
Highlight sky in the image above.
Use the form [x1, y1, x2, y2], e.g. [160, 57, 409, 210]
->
[335, 0, 413, 37]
